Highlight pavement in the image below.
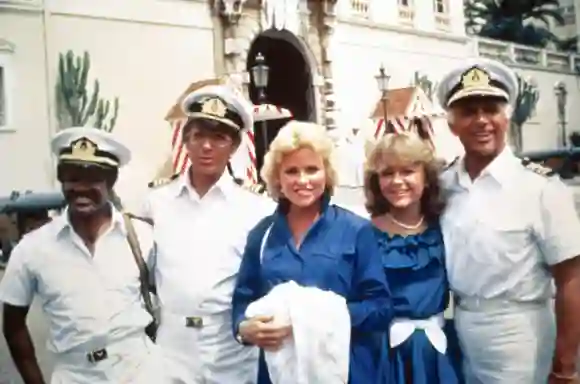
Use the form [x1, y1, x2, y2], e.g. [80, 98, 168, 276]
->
[0, 270, 54, 384]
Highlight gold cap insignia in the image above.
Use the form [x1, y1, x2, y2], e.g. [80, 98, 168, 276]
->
[461, 67, 490, 89]
[70, 138, 97, 160]
[201, 97, 228, 118]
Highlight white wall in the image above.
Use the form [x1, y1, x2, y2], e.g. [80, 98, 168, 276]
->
[0, 0, 216, 208]
[330, 20, 470, 160]
[0, 6, 53, 195]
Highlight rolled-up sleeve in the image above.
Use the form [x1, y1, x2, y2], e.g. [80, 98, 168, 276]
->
[537, 177, 580, 266]
[347, 223, 393, 332]
[231, 218, 271, 338]
[0, 243, 36, 307]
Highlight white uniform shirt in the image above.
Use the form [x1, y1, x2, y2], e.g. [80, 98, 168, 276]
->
[0, 208, 154, 354]
[143, 171, 275, 317]
[440, 147, 580, 301]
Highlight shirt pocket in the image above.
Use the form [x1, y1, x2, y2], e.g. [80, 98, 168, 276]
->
[307, 249, 354, 292]
[477, 211, 532, 265]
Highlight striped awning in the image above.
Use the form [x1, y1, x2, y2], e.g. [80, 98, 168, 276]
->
[253, 104, 293, 122]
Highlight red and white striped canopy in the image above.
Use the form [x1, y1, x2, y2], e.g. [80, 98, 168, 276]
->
[373, 115, 440, 139]
[253, 104, 292, 122]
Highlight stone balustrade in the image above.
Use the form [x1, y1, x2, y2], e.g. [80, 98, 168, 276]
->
[473, 37, 580, 74]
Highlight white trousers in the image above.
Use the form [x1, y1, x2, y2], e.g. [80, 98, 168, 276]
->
[455, 300, 555, 384]
[50, 334, 167, 384]
[157, 311, 259, 384]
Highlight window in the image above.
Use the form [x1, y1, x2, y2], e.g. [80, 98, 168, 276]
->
[434, 0, 446, 14]
[0, 39, 15, 131]
[0, 67, 4, 127]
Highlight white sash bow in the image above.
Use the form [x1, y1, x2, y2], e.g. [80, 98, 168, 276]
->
[389, 313, 447, 354]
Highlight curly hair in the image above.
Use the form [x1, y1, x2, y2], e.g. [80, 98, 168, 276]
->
[364, 132, 446, 220]
[260, 121, 338, 201]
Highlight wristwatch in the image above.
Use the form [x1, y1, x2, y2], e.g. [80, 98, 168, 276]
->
[236, 332, 252, 346]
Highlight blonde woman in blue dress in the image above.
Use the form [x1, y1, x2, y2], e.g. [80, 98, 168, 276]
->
[364, 132, 460, 384]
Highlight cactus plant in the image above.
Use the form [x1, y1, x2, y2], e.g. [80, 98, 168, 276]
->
[55, 50, 119, 131]
[412, 71, 437, 101]
[509, 73, 540, 152]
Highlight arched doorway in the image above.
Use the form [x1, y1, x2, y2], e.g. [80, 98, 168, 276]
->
[246, 29, 315, 172]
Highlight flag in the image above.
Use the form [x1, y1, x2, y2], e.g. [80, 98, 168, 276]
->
[171, 118, 190, 174]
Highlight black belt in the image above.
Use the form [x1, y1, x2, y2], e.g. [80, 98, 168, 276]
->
[86, 348, 108, 363]
[185, 316, 203, 328]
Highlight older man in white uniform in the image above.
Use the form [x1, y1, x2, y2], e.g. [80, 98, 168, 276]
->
[0, 127, 166, 383]
[143, 85, 274, 383]
[438, 59, 580, 384]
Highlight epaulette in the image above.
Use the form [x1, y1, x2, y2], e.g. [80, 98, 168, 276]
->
[148, 174, 179, 189]
[443, 156, 459, 171]
[240, 181, 267, 195]
[124, 212, 154, 226]
[521, 158, 556, 177]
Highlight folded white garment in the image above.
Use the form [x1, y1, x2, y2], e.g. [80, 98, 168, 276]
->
[246, 281, 351, 384]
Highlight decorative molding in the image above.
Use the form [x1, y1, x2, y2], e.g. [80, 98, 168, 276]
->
[0, 0, 42, 12]
[0, 39, 16, 54]
[47, 0, 213, 30]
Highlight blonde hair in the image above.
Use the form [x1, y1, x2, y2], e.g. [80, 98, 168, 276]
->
[364, 132, 445, 219]
[261, 121, 338, 201]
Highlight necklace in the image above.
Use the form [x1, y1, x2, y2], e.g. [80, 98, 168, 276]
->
[386, 214, 425, 230]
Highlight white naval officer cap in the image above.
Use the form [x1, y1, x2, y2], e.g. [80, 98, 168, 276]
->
[181, 85, 254, 133]
[51, 127, 131, 168]
[436, 58, 518, 110]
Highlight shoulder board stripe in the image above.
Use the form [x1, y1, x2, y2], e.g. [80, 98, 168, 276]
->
[148, 173, 179, 189]
[521, 158, 555, 177]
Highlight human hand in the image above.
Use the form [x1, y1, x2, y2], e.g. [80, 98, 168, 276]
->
[238, 315, 292, 351]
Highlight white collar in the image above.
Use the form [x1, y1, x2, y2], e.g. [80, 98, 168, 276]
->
[53, 204, 126, 239]
[456, 146, 519, 187]
[172, 168, 237, 201]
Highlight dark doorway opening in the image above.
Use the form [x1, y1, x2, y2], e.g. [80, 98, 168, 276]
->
[247, 30, 315, 173]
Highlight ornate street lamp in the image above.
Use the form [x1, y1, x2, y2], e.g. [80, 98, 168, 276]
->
[251, 52, 269, 104]
[375, 64, 391, 133]
[250, 52, 270, 173]
[554, 81, 568, 148]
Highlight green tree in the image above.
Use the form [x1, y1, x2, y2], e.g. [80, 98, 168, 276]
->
[465, 0, 564, 48]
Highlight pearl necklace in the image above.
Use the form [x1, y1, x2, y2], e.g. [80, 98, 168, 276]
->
[386, 214, 425, 230]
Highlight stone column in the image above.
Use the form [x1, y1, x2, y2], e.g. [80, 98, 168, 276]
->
[319, 0, 338, 130]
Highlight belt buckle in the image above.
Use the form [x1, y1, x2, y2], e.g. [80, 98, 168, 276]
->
[185, 316, 203, 328]
[86, 348, 108, 363]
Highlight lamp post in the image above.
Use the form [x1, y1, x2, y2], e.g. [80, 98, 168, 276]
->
[375, 64, 391, 133]
[251, 53, 270, 155]
[554, 81, 568, 148]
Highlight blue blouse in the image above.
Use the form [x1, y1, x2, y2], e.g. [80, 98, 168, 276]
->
[231, 201, 393, 384]
[374, 223, 459, 384]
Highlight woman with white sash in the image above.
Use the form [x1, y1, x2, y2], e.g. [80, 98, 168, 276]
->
[364, 132, 460, 383]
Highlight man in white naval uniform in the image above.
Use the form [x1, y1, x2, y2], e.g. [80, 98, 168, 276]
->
[437, 59, 580, 384]
[0, 127, 167, 384]
[143, 85, 274, 383]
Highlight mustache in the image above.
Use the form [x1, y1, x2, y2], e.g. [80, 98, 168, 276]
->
[64, 189, 100, 202]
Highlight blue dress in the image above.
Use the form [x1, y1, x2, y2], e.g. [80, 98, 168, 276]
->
[374, 223, 460, 384]
[231, 200, 393, 384]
